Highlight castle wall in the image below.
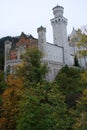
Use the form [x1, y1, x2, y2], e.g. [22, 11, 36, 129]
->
[44, 43, 64, 64]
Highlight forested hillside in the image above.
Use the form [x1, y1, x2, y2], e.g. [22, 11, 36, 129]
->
[0, 47, 87, 130]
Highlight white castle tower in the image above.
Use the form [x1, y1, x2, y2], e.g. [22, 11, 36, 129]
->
[51, 5, 71, 65]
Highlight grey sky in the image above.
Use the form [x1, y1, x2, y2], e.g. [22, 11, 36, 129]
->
[0, 0, 87, 42]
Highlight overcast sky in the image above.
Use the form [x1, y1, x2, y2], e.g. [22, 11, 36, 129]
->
[0, 0, 87, 42]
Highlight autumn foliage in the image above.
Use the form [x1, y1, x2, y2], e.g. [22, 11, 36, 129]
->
[1, 75, 24, 130]
[0, 48, 87, 130]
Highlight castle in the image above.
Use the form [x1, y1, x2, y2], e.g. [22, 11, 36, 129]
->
[4, 5, 87, 81]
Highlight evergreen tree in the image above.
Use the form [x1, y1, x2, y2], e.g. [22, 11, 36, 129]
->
[16, 48, 71, 130]
[16, 82, 71, 130]
[55, 66, 85, 108]
[73, 88, 87, 130]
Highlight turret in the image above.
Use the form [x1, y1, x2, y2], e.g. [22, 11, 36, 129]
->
[53, 5, 64, 17]
[37, 26, 46, 51]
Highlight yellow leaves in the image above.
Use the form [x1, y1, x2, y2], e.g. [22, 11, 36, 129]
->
[74, 89, 87, 129]
[1, 74, 24, 130]
[6, 75, 23, 88]
[73, 112, 86, 130]
[79, 71, 87, 102]
[71, 28, 87, 57]
[77, 50, 87, 57]
[16, 62, 24, 69]
[73, 120, 82, 129]
[3, 87, 13, 98]
[80, 88, 87, 104]
[83, 88, 87, 96]
[80, 71, 87, 83]
[3, 74, 24, 108]
[76, 32, 87, 57]
[68, 108, 75, 115]
[76, 88, 87, 108]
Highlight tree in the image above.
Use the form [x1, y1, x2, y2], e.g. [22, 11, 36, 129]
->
[0, 70, 7, 117]
[55, 66, 87, 130]
[73, 88, 87, 130]
[1, 75, 24, 130]
[80, 71, 87, 86]
[55, 66, 84, 108]
[15, 48, 71, 130]
[17, 47, 47, 86]
[71, 29, 87, 68]
[0, 70, 7, 95]
[16, 82, 71, 130]
[76, 29, 87, 57]
[0, 47, 48, 130]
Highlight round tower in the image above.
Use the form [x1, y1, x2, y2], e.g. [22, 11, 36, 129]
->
[51, 5, 67, 47]
[51, 5, 71, 65]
